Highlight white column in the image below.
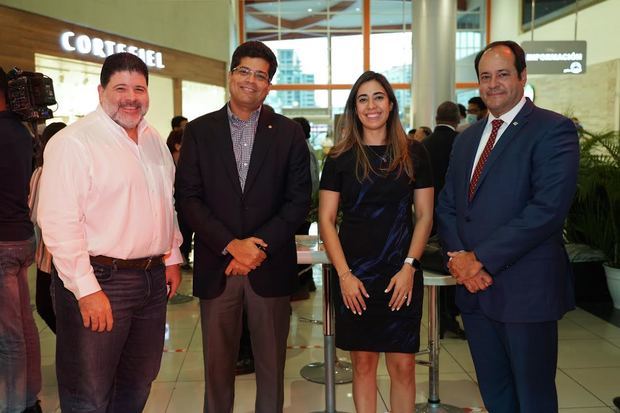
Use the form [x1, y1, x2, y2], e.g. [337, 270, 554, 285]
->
[412, 0, 457, 129]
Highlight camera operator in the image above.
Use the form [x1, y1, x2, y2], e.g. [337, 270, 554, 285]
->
[0, 66, 42, 413]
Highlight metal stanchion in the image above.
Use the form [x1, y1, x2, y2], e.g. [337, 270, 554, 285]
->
[302, 264, 350, 413]
[415, 274, 464, 413]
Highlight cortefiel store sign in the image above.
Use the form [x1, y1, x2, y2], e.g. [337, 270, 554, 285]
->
[59, 31, 165, 69]
[522, 41, 587, 75]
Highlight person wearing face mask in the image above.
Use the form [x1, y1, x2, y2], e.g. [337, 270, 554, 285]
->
[319, 71, 434, 413]
[38, 52, 183, 413]
[467, 96, 488, 124]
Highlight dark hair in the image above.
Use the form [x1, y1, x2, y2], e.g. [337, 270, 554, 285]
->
[330, 71, 413, 182]
[100, 52, 149, 88]
[166, 129, 183, 154]
[474, 40, 527, 80]
[171, 115, 187, 129]
[435, 101, 460, 125]
[468, 96, 487, 110]
[419, 126, 432, 137]
[231, 41, 278, 81]
[37, 122, 66, 167]
[408, 129, 416, 135]
[0, 66, 7, 100]
[457, 103, 466, 117]
[293, 117, 311, 140]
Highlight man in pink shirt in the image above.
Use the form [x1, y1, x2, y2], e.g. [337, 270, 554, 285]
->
[38, 53, 182, 413]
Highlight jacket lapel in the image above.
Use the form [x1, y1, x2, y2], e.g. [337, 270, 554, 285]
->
[469, 99, 534, 202]
[243, 106, 275, 194]
[214, 105, 243, 197]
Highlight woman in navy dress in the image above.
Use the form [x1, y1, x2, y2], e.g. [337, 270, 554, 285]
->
[319, 71, 433, 412]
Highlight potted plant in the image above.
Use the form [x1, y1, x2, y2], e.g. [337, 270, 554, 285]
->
[567, 130, 620, 308]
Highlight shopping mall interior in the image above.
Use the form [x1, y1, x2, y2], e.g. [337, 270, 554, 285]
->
[1, 0, 620, 412]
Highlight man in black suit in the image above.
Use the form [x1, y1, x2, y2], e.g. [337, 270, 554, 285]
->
[174, 41, 311, 413]
[422, 101, 465, 339]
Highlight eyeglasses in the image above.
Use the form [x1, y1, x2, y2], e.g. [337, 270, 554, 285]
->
[231, 66, 270, 83]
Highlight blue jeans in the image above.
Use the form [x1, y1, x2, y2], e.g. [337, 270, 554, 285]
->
[53, 262, 167, 413]
[0, 238, 41, 413]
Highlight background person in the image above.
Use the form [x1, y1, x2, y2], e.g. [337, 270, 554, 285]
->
[467, 96, 487, 123]
[421, 101, 465, 340]
[29, 121, 67, 334]
[171, 115, 187, 131]
[166, 129, 193, 270]
[319, 71, 433, 413]
[0, 66, 42, 413]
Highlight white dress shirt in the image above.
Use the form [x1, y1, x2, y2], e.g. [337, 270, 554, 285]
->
[38, 105, 183, 299]
[470, 96, 527, 180]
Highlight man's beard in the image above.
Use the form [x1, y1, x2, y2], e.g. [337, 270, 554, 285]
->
[102, 99, 148, 131]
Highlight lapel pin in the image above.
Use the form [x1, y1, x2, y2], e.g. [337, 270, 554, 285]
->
[513, 121, 519, 126]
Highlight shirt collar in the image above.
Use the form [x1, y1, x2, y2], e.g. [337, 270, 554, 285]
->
[435, 123, 456, 131]
[227, 103, 261, 126]
[486, 96, 527, 128]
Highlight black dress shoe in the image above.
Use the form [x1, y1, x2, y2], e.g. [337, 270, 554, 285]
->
[235, 357, 255, 375]
[440, 325, 467, 340]
[613, 396, 620, 408]
[22, 400, 42, 413]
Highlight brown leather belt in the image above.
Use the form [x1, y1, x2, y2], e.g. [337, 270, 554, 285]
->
[90, 255, 164, 270]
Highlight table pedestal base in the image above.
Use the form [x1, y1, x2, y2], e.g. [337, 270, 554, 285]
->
[415, 402, 465, 412]
[300, 360, 352, 384]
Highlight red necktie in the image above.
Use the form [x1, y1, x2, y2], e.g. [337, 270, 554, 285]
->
[469, 118, 504, 201]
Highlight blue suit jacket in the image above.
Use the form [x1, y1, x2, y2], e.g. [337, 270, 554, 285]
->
[436, 98, 579, 322]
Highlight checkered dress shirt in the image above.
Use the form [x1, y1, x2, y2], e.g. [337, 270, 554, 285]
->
[227, 105, 261, 191]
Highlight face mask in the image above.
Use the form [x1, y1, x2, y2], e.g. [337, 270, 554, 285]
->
[466, 114, 478, 124]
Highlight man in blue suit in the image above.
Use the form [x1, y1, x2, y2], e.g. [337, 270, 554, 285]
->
[436, 41, 579, 412]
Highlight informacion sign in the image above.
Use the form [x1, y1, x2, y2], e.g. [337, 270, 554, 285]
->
[522, 41, 586, 75]
[60, 31, 165, 69]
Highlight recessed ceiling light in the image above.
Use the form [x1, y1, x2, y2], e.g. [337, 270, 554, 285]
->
[308, 8, 313, 12]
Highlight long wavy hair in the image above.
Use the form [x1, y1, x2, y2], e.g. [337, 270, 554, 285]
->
[329, 71, 413, 182]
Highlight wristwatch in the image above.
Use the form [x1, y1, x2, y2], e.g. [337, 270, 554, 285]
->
[404, 257, 421, 270]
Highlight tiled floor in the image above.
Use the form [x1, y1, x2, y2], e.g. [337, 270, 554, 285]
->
[30, 266, 620, 412]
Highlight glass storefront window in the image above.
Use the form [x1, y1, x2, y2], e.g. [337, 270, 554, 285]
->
[331, 34, 364, 84]
[265, 38, 329, 85]
[181, 80, 226, 122]
[35, 54, 101, 125]
[243, 0, 487, 138]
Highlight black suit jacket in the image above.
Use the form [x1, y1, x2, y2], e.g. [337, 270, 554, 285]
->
[174, 105, 311, 299]
[422, 125, 458, 205]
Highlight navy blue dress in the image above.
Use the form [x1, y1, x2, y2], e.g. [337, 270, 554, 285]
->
[320, 142, 432, 353]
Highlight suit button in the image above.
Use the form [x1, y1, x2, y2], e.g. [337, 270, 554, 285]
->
[465, 216, 471, 222]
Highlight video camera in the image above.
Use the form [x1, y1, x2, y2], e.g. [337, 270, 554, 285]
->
[7, 68, 56, 121]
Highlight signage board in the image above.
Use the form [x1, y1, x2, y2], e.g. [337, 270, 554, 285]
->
[60, 31, 165, 69]
[522, 40, 586, 75]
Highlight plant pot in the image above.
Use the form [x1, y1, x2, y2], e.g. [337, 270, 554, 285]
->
[603, 264, 620, 310]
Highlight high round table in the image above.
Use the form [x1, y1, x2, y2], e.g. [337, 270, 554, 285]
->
[295, 235, 465, 413]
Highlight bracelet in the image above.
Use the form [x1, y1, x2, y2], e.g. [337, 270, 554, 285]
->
[338, 268, 352, 279]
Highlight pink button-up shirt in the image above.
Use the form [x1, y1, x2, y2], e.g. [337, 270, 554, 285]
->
[38, 105, 182, 299]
